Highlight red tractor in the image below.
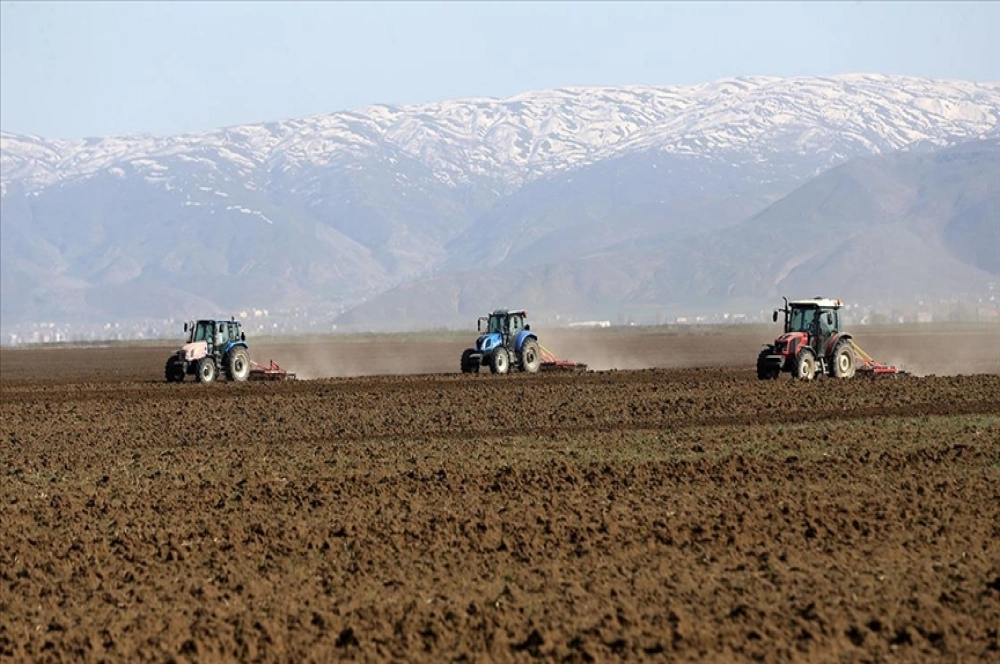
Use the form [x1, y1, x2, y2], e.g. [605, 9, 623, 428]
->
[757, 297, 857, 381]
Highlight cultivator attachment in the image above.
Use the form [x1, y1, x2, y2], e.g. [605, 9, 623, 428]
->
[539, 345, 588, 372]
[249, 359, 297, 381]
[850, 342, 909, 377]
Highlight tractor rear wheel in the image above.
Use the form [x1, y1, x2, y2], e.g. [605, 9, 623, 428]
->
[756, 349, 779, 380]
[226, 348, 251, 382]
[831, 342, 856, 379]
[794, 348, 816, 381]
[520, 340, 541, 373]
[489, 347, 509, 374]
[165, 357, 185, 383]
[460, 349, 479, 374]
[196, 357, 217, 384]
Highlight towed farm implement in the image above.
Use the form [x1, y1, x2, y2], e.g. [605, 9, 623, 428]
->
[249, 359, 297, 381]
[539, 344, 589, 373]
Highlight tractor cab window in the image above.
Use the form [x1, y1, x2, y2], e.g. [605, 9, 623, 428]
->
[788, 308, 818, 334]
[825, 310, 842, 333]
[192, 321, 213, 343]
[509, 316, 523, 335]
[488, 315, 506, 334]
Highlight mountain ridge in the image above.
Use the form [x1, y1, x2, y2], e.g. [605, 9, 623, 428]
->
[1, 74, 998, 337]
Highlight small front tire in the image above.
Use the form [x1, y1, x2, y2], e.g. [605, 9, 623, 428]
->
[460, 349, 479, 374]
[196, 357, 217, 384]
[165, 358, 185, 383]
[489, 347, 510, 375]
[756, 349, 779, 380]
[794, 348, 816, 381]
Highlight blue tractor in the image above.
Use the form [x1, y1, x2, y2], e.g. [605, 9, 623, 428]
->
[164, 318, 251, 384]
[461, 308, 542, 374]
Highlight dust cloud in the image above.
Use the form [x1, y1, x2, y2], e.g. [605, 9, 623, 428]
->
[253, 337, 466, 380]
[249, 323, 999, 380]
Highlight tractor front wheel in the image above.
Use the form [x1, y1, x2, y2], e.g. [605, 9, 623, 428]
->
[831, 342, 856, 379]
[227, 348, 251, 382]
[489, 347, 510, 374]
[756, 349, 779, 380]
[196, 357, 217, 384]
[165, 357, 185, 383]
[794, 348, 817, 381]
[460, 349, 479, 374]
[520, 340, 541, 373]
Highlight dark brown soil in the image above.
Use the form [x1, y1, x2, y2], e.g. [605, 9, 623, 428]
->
[1, 327, 998, 662]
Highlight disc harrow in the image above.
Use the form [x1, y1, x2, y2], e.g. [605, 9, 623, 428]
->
[539, 345, 588, 372]
[249, 359, 297, 381]
[850, 342, 909, 377]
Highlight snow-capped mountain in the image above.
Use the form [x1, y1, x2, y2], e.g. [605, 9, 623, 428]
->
[4, 74, 998, 192]
[1, 74, 998, 334]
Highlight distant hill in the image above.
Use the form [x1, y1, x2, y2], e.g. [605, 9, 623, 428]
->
[337, 137, 1000, 329]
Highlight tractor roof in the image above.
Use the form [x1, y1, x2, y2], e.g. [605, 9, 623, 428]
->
[488, 308, 527, 317]
[789, 297, 843, 309]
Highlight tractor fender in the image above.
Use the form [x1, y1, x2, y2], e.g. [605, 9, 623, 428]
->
[223, 340, 249, 357]
[824, 333, 852, 358]
[514, 331, 538, 352]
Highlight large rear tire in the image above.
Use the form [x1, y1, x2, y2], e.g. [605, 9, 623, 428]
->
[831, 342, 856, 379]
[520, 339, 541, 373]
[196, 357, 217, 384]
[460, 349, 479, 374]
[226, 347, 251, 382]
[794, 348, 816, 381]
[756, 349, 779, 380]
[489, 347, 510, 375]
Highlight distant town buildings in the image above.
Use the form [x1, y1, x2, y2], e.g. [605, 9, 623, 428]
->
[2, 295, 997, 346]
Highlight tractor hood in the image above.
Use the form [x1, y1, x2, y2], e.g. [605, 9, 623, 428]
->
[773, 331, 808, 355]
[177, 341, 209, 362]
[475, 333, 502, 353]
[776, 332, 808, 344]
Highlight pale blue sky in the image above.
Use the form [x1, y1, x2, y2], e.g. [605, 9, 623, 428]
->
[1, 1, 998, 139]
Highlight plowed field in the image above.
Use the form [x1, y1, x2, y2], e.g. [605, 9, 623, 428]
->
[2, 326, 998, 662]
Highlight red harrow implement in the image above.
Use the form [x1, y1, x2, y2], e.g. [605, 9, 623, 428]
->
[249, 359, 297, 381]
[539, 345, 588, 372]
[850, 342, 909, 377]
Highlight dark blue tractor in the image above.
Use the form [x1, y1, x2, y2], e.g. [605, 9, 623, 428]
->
[461, 308, 542, 374]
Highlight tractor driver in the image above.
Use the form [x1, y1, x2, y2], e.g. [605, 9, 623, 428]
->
[810, 311, 832, 350]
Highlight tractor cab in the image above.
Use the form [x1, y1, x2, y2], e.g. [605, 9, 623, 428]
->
[779, 299, 843, 355]
[185, 319, 245, 350]
[478, 309, 529, 342]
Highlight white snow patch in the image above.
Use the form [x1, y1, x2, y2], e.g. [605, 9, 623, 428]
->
[226, 204, 274, 224]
